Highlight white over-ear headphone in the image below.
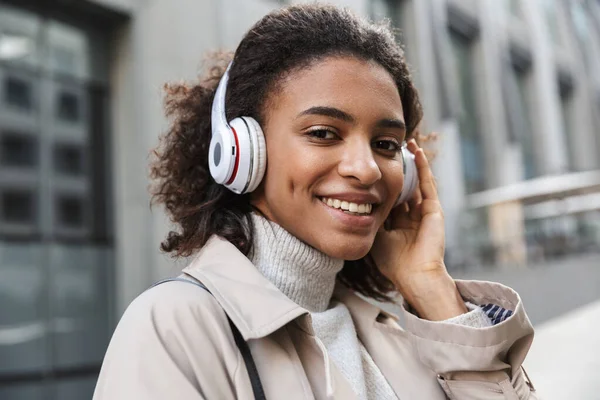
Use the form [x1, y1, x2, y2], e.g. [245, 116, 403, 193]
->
[209, 62, 418, 205]
[397, 146, 418, 206]
[208, 63, 267, 194]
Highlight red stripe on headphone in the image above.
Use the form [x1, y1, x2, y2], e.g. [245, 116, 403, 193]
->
[226, 127, 240, 185]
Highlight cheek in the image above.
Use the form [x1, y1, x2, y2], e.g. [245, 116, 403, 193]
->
[264, 140, 330, 195]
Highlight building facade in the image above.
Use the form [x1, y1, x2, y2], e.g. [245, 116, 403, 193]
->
[0, 0, 599, 398]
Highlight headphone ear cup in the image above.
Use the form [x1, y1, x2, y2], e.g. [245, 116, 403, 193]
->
[243, 117, 267, 193]
[225, 118, 252, 194]
[396, 147, 419, 206]
[208, 127, 235, 185]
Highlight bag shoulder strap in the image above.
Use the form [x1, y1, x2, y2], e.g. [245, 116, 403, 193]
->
[151, 276, 267, 400]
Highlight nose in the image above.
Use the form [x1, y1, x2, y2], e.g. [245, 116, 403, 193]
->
[337, 138, 382, 186]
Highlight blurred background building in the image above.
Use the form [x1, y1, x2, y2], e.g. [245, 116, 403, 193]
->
[0, 0, 599, 399]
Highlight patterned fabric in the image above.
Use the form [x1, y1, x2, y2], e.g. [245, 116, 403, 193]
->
[480, 303, 513, 325]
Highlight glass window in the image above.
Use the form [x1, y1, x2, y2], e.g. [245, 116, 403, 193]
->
[54, 144, 84, 176]
[0, 31, 36, 65]
[542, 0, 562, 46]
[50, 245, 112, 369]
[0, 243, 47, 376]
[570, 2, 589, 40]
[55, 195, 85, 229]
[56, 91, 80, 122]
[0, 382, 45, 400]
[0, 4, 41, 68]
[4, 75, 33, 111]
[53, 377, 98, 400]
[557, 69, 575, 172]
[504, 59, 537, 179]
[449, 30, 486, 194]
[515, 70, 536, 178]
[560, 91, 574, 171]
[569, 2, 595, 72]
[47, 21, 89, 79]
[1, 190, 36, 224]
[1, 132, 37, 168]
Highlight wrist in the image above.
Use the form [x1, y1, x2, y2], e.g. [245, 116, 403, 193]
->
[395, 268, 468, 321]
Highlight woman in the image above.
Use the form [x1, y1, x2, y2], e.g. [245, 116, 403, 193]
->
[94, 4, 537, 399]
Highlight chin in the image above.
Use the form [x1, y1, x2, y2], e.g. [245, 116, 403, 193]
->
[318, 236, 374, 261]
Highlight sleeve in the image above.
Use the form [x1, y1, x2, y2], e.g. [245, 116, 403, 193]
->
[93, 282, 249, 400]
[401, 280, 539, 400]
[479, 303, 514, 325]
[443, 302, 513, 328]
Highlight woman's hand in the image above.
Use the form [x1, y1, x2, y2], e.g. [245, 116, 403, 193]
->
[370, 139, 467, 320]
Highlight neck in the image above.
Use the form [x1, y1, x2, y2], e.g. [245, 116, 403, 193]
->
[249, 213, 344, 312]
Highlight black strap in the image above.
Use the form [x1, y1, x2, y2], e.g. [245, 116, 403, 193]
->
[152, 277, 267, 400]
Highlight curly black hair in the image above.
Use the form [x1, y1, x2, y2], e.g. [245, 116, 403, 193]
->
[150, 4, 423, 301]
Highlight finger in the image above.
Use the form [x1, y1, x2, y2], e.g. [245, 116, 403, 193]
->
[407, 138, 436, 199]
[412, 184, 423, 205]
[408, 196, 422, 221]
[407, 140, 437, 194]
[413, 144, 439, 201]
[407, 138, 419, 155]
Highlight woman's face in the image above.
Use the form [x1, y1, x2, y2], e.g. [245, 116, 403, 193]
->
[251, 56, 406, 260]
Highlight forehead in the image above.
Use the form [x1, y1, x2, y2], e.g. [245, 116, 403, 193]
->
[268, 56, 403, 118]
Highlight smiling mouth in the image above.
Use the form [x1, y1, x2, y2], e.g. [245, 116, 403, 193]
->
[319, 197, 374, 216]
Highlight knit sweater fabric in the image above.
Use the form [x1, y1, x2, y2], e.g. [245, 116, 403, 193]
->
[248, 213, 491, 400]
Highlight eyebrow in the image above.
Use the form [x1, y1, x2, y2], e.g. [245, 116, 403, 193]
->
[298, 106, 406, 131]
[376, 118, 406, 131]
[298, 106, 354, 123]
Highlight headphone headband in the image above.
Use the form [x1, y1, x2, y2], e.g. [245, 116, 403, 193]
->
[212, 63, 232, 132]
[208, 63, 236, 185]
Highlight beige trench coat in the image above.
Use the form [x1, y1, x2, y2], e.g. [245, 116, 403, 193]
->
[94, 236, 538, 399]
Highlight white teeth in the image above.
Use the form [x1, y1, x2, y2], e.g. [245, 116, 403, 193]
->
[320, 197, 373, 215]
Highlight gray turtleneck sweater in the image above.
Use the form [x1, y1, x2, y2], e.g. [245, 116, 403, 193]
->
[248, 213, 491, 400]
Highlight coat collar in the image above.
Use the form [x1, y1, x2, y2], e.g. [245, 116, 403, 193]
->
[183, 236, 308, 340]
[183, 235, 395, 341]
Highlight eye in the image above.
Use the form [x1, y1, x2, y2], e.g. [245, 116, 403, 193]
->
[307, 128, 339, 140]
[373, 139, 400, 153]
